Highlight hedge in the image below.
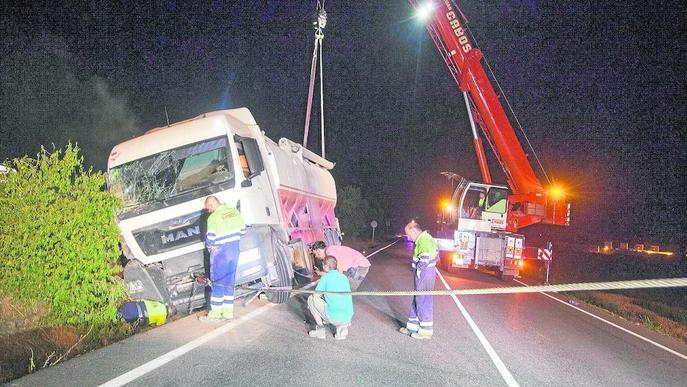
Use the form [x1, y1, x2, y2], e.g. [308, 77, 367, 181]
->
[0, 144, 126, 326]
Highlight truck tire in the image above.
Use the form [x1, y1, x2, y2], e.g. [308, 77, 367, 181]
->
[267, 239, 292, 304]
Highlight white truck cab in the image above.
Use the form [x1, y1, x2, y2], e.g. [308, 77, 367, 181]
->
[108, 108, 340, 312]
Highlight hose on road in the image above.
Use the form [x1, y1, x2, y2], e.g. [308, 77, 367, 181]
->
[240, 277, 687, 297]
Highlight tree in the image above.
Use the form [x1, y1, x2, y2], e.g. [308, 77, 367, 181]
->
[336, 185, 370, 239]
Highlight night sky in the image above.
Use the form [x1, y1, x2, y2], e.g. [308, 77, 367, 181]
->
[2, 1, 686, 246]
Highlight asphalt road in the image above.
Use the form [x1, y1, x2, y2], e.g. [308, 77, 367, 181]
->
[8, 241, 687, 386]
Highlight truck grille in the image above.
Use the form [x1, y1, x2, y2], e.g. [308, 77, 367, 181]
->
[133, 211, 205, 256]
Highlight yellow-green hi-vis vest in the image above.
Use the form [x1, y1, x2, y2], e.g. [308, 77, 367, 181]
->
[206, 204, 246, 248]
[411, 231, 438, 271]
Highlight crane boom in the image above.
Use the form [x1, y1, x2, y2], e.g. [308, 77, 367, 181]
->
[411, 0, 570, 231]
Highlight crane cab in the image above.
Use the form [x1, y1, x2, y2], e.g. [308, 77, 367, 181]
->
[454, 182, 509, 232]
[437, 179, 523, 280]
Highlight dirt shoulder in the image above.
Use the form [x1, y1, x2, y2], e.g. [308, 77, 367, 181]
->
[571, 291, 687, 342]
[519, 244, 687, 344]
[1, 295, 78, 382]
[0, 294, 134, 383]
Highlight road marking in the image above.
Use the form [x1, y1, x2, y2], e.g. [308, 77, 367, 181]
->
[99, 303, 277, 387]
[514, 279, 687, 361]
[438, 270, 520, 387]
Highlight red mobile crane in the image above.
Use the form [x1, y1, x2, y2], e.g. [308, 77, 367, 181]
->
[410, 0, 571, 279]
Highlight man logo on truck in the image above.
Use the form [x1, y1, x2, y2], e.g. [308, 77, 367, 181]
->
[161, 226, 201, 245]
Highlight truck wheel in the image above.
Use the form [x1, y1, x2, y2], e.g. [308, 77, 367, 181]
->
[267, 239, 292, 304]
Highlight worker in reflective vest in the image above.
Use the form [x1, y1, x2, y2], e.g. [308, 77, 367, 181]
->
[202, 195, 246, 321]
[399, 220, 438, 339]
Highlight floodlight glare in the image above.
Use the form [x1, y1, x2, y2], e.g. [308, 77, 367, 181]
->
[548, 185, 566, 201]
[416, 2, 435, 22]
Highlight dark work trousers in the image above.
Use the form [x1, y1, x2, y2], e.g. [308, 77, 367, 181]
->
[406, 265, 437, 335]
[209, 241, 240, 311]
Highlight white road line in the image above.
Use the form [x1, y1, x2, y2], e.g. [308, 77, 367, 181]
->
[437, 270, 520, 387]
[514, 279, 687, 361]
[99, 303, 277, 387]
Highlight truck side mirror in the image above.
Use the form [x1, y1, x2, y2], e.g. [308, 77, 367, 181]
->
[237, 136, 265, 176]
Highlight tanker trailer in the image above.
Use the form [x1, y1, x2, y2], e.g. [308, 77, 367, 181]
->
[107, 108, 340, 312]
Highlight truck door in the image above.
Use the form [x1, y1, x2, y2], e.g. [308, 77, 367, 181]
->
[233, 134, 279, 225]
[460, 187, 487, 220]
[481, 187, 508, 230]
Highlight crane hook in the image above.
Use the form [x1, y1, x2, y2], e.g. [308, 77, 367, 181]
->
[316, 8, 327, 30]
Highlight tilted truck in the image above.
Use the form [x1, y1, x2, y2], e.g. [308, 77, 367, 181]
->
[107, 108, 341, 312]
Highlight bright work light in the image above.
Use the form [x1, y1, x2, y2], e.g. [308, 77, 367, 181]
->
[439, 197, 451, 210]
[548, 185, 566, 201]
[416, 2, 435, 22]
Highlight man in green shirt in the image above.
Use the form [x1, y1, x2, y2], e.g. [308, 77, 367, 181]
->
[307, 256, 354, 340]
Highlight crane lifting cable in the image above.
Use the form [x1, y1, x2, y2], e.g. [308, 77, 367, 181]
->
[302, 0, 327, 158]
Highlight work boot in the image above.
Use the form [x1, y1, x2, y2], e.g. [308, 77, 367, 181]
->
[199, 309, 224, 322]
[334, 325, 349, 340]
[308, 325, 326, 339]
[221, 306, 234, 320]
[410, 331, 432, 340]
[398, 327, 414, 335]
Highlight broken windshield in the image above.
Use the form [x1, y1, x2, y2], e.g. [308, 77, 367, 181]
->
[109, 137, 234, 210]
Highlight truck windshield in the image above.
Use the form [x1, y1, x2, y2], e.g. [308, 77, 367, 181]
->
[109, 137, 234, 210]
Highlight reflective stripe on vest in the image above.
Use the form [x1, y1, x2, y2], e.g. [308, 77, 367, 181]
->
[207, 205, 246, 247]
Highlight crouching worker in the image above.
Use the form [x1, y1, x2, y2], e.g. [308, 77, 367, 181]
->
[308, 256, 354, 340]
[311, 241, 371, 291]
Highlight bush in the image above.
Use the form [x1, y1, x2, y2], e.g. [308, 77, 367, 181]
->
[0, 144, 126, 326]
[336, 185, 370, 239]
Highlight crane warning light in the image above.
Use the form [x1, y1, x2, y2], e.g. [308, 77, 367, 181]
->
[548, 185, 566, 201]
[439, 197, 451, 210]
[416, 2, 435, 22]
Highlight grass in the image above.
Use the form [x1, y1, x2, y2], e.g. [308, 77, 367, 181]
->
[0, 294, 49, 336]
[570, 291, 687, 342]
[632, 298, 687, 326]
[0, 293, 133, 383]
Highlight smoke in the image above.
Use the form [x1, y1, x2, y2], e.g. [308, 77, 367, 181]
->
[88, 77, 139, 162]
[0, 33, 139, 170]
